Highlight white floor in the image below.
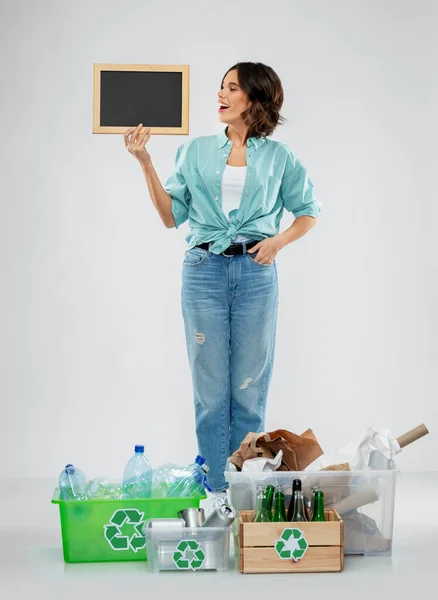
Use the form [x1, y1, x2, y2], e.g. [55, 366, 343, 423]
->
[0, 472, 437, 599]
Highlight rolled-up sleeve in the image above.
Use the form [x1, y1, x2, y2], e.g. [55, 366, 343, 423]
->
[163, 143, 192, 229]
[280, 148, 322, 218]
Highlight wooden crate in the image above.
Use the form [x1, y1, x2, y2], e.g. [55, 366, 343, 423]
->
[238, 509, 344, 573]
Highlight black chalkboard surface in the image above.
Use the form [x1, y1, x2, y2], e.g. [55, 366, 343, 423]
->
[93, 64, 189, 134]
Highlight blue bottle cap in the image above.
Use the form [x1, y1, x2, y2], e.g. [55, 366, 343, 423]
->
[195, 455, 205, 465]
[65, 464, 73, 468]
[135, 445, 144, 453]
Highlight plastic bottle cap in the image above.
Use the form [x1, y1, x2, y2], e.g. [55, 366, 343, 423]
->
[195, 455, 205, 465]
[65, 464, 73, 468]
[135, 445, 144, 453]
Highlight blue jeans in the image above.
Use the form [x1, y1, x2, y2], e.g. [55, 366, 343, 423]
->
[181, 242, 279, 492]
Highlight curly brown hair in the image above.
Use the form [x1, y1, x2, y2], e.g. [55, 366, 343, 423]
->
[221, 62, 286, 139]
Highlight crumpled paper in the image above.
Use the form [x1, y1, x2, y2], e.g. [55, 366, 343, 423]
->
[340, 426, 401, 470]
[305, 426, 401, 472]
[241, 450, 283, 472]
[229, 429, 323, 472]
[342, 512, 391, 554]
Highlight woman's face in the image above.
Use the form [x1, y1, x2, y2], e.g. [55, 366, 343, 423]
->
[218, 69, 252, 126]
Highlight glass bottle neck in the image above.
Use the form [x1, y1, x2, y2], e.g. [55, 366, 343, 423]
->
[312, 493, 325, 521]
[255, 492, 265, 512]
[291, 491, 307, 521]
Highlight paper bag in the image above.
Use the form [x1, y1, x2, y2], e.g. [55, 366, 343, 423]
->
[229, 428, 324, 472]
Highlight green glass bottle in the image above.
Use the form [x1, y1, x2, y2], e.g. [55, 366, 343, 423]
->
[265, 484, 275, 514]
[272, 485, 287, 522]
[311, 490, 326, 521]
[290, 490, 308, 522]
[254, 484, 271, 522]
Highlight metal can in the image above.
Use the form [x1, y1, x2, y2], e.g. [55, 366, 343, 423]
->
[143, 518, 185, 533]
[177, 507, 205, 528]
[202, 503, 236, 528]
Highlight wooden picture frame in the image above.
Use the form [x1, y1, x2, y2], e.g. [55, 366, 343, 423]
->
[93, 63, 190, 134]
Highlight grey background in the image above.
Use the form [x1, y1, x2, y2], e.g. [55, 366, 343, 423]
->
[0, 0, 436, 480]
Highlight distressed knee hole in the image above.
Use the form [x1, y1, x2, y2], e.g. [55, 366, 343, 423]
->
[195, 332, 206, 344]
[240, 377, 253, 390]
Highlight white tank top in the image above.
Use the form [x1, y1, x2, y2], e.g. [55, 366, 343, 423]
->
[221, 165, 251, 243]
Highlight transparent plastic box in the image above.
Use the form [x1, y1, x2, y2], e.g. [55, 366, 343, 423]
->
[144, 523, 231, 572]
[225, 469, 397, 556]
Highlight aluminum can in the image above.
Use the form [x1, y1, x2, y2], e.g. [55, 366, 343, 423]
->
[202, 503, 236, 528]
[177, 507, 205, 528]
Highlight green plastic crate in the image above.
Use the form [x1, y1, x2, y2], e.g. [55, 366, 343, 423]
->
[52, 488, 205, 563]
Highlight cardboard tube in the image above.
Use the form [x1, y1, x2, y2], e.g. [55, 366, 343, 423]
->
[331, 485, 379, 515]
[320, 462, 350, 471]
[397, 424, 429, 449]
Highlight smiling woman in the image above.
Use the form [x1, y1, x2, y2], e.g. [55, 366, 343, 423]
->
[217, 62, 286, 139]
[124, 61, 321, 514]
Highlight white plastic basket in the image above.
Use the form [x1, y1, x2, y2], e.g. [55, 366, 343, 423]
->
[225, 468, 397, 556]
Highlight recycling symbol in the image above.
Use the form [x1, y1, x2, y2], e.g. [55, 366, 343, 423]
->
[275, 528, 308, 562]
[173, 539, 206, 570]
[104, 508, 145, 552]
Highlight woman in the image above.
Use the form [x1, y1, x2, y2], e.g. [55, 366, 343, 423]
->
[124, 62, 321, 508]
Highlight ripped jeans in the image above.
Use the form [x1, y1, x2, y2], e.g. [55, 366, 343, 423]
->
[181, 243, 279, 492]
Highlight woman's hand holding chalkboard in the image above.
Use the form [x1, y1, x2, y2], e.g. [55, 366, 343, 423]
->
[128, 123, 174, 227]
[124, 124, 152, 165]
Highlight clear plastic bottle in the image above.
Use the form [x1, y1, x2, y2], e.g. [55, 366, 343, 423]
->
[166, 455, 208, 498]
[85, 478, 122, 500]
[58, 464, 88, 501]
[122, 445, 152, 499]
[151, 463, 181, 498]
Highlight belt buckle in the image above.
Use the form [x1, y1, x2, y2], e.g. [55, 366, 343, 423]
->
[222, 243, 237, 257]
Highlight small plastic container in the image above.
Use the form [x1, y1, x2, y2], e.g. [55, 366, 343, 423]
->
[144, 521, 231, 572]
[225, 468, 397, 556]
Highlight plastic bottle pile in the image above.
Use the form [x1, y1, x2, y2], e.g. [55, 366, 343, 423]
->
[152, 455, 210, 498]
[58, 446, 210, 501]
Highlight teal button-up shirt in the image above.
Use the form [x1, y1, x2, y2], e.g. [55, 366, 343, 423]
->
[164, 127, 321, 254]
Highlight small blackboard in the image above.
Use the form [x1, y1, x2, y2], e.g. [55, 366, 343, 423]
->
[93, 64, 189, 134]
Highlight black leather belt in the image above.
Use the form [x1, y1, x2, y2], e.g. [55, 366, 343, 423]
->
[196, 240, 259, 256]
